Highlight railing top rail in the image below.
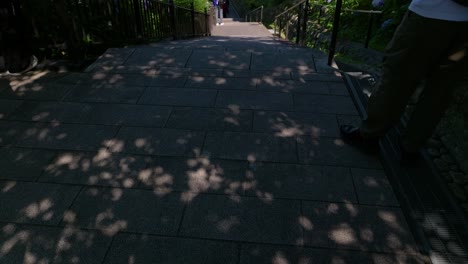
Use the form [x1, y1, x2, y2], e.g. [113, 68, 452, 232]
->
[275, 0, 307, 19]
[174, 5, 206, 14]
[343, 8, 383, 14]
[246, 5, 263, 15]
[308, 2, 383, 14]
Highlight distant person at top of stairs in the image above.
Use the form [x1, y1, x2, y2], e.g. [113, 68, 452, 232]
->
[223, 0, 229, 18]
[213, 0, 224, 25]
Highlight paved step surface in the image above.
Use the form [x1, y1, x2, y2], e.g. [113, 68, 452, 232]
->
[0, 33, 431, 263]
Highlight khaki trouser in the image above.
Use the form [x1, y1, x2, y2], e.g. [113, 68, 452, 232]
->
[360, 11, 468, 151]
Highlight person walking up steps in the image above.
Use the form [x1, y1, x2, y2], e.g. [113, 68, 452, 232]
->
[0, 0, 37, 76]
[340, 0, 468, 163]
[223, 0, 229, 18]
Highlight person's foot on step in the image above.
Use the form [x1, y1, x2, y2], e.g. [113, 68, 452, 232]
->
[8, 55, 38, 76]
[340, 125, 380, 154]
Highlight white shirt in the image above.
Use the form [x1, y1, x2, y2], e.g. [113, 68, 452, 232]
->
[409, 0, 468, 21]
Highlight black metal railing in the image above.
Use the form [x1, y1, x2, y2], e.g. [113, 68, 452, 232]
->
[274, 0, 310, 45]
[327, 2, 383, 65]
[272, 0, 383, 65]
[245, 5, 264, 23]
[24, 0, 212, 57]
[229, 0, 247, 19]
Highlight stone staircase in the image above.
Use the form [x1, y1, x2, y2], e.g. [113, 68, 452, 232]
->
[0, 24, 435, 263]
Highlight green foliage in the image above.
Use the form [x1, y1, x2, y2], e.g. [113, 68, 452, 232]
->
[174, 0, 210, 12]
[304, 0, 410, 51]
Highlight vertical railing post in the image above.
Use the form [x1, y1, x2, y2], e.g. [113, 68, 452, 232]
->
[328, 0, 342, 65]
[260, 6, 263, 23]
[169, 0, 177, 39]
[364, 13, 374, 49]
[301, 0, 309, 45]
[133, 0, 143, 38]
[274, 18, 277, 36]
[205, 7, 209, 36]
[191, 2, 195, 36]
[279, 19, 283, 39]
[296, 3, 302, 44]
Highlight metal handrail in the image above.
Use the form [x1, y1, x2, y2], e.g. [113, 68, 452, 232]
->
[229, 0, 247, 18]
[273, 0, 309, 45]
[327, 2, 384, 64]
[245, 5, 264, 22]
[266, 0, 386, 66]
[274, 0, 307, 19]
[343, 8, 382, 14]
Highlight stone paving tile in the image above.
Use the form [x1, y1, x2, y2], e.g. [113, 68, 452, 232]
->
[185, 76, 258, 90]
[180, 194, 302, 245]
[0, 82, 73, 101]
[68, 187, 184, 235]
[88, 65, 158, 75]
[245, 164, 356, 202]
[17, 123, 119, 151]
[351, 168, 399, 207]
[253, 111, 339, 138]
[239, 244, 328, 264]
[39, 152, 148, 188]
[57, 72, 153, 87]
[110, 127, 205, 156]
[148, 75, 187, 87]
[257, 79, 329, 94]
[239, 244, 429, 264]
[337, 114, 362, 127]
[186, 50, 251, 69]
[328, 82, 350, 96]
[293, 94, 359, 115]
[165, 107, 253, 131]
[87, 104, 171, 127]
[104, 234, 238, 264]
[150, 67, 191, 77]
[302, 201, 418, 253]
[291, 71, 343, 82]
[85, 47, 135, 71]
[297, 136, 382, 169]
[216, 90, 294, 111]
[223, 69, 292, 79]
[203, 131, 297, 162]
[63, 84, 145, 104]
[124, 48, 192, 67]
[9, 101, 93, 123]
[0, 147, 56, 181]
[139, 157, 248, 198]
[0, 121, 34, 146]
[138, 87, 217, 107]
[0, 99, 22, 120]
[0, 223, 112, 264]
[186, 68, 224, 77]
[314, 58, 339, 73]
[251, 53, 315, 72]
[0, 181, 81, 225]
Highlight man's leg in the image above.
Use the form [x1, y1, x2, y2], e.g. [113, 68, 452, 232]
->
[4, 0, 35, 74]
[360, 12, 459, 139]
[401, 23, 468, 151]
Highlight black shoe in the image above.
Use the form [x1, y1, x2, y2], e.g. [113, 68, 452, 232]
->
[340, 125, 380, 154]
[7, 55, 38, 76]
